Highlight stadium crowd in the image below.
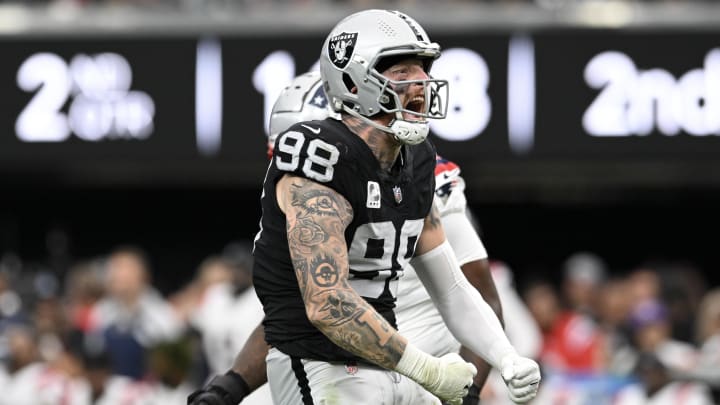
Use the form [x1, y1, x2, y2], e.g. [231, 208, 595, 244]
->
[0, 232, 717, 404]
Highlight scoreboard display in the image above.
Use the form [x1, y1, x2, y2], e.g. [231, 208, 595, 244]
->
[1, 29, 719, 189]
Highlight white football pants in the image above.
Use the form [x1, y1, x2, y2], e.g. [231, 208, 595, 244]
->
[266, 347, 441, 405]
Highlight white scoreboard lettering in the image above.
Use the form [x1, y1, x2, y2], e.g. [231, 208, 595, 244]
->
[16, 52, 155, 143]
[428, 48, 493, 141]
[12, 36, 720, 159]
[583, 48, 720, 137]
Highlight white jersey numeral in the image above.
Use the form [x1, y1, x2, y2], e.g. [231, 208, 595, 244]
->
[347, 219, 424, 299]
[275, 131, 340, 182]
[275, 131, 305, 171]
[303, 139, 340, 182]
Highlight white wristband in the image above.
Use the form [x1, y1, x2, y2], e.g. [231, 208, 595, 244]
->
[394, 343, 439, 387]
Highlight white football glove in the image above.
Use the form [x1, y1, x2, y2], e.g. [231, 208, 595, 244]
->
[500, 353, 541, 404]
[429, 353, 478, 405]
[395, 344, 477, 405]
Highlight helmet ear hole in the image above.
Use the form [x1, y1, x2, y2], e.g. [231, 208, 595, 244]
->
[379, 91, 395, 110]
[342, 73, 356, 93]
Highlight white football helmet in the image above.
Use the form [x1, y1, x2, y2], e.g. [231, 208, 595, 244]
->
[320, 9, 449, 145]
[268, 71, 336, 154]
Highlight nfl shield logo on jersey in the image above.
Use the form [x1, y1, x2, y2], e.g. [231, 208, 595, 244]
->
[393, 185, 403, 204]
[345, 361, 358, 376]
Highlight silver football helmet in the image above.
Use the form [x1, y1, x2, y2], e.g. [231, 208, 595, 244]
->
[268, 71, 336, 152]
[320, 9, 449, 145]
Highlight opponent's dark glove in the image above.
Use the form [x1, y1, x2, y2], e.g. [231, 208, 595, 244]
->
[187, 370, 250, 405]
[462, 383, 481, 405]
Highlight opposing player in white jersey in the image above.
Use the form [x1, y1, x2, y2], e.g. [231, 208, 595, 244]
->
[398, 154, 502, 404]
[190, 12, 539, 402]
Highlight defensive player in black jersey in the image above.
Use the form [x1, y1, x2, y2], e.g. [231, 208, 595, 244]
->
[190, 9, 540, 405]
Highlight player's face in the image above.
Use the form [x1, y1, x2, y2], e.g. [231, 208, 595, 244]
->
[380, 59, 429, 122]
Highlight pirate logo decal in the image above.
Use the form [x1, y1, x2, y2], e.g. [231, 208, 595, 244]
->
[328, 32, 358, 69]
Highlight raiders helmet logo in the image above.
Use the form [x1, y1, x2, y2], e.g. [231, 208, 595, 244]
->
[328, 32, 358, 69]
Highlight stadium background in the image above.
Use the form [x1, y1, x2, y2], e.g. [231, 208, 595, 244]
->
[2, 2, 719, 291]
[0, 1, 719, 403]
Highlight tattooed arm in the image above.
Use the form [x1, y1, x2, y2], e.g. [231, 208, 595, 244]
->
[276, 174, 478, 402]
[275, 174, 408, 369]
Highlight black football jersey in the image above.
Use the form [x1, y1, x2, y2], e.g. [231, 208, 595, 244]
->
[252, 118, 436, 362]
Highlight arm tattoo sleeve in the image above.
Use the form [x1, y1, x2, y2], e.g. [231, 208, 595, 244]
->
[281, 176, 406, 369]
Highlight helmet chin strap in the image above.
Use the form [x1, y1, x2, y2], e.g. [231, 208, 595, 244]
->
[342, 106, 429, 146]
[389, 118, 430, 146]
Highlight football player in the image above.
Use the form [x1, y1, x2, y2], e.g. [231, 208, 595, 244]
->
[268, 73, 507, 405]
[190, 9, 539, 405]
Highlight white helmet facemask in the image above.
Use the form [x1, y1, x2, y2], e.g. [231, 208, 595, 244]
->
[340, 73, 449, 145]
[375, 70, 448, 145]
[320, 9, 450, 145]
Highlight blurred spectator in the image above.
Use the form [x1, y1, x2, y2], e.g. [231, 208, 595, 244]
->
[614, 351, 714, 405]
[525, 280, 605, 374]
[673, 288, 720, 402]
[0, 270, 25, 330]
[79, 338, 130, 403]
[0, 324, 87, 404]
[33, 296, 66, 363]
[562, 251, 607, 316]
[595, 277, 636, 375]
[695, 289, 720, 359]
[627, 267, 662, 308]
[85, 354, 155, 404]
[629, 299, 697, 373]
[59, 328, 157, 404]
[64, 259, 106, 333]
[175, 241, 271, 404]
[658, 262, 707, 343]
[88, 246, 184, 379]
[145, 338, 194, 403]
[1, 324, 39, 375]
[179, 243, 262, 375]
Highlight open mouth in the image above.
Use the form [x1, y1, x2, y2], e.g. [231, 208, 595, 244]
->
[403, 95, 425, 121]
